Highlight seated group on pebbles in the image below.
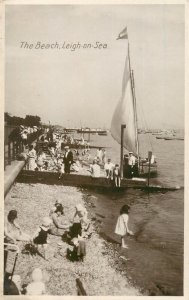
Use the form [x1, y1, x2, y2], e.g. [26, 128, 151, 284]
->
[4, 203, 92, 295]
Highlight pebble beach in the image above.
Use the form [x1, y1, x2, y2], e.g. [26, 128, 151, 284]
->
[5, 182, 141, 296]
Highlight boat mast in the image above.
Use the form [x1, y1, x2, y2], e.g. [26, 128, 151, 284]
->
[127, 41, 139, 159]
[131, 70, 139, 157]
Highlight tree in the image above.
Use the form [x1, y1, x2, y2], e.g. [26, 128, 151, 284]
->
[4, 112, 25, 126]
[24, 115, 41, 127]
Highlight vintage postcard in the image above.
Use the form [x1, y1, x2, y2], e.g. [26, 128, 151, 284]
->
[1, 1, 188, 298]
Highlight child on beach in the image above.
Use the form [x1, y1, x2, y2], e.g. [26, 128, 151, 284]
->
[26, 268, 46, 295]
[115, 205, 133, 248]
[33, 217, 52, 260]
[113, 164, 121, 187]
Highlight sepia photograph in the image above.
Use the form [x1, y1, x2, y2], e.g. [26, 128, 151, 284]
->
[3, 3, 186, 296]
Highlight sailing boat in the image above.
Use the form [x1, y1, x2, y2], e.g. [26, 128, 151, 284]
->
[110, 27, 157, 178]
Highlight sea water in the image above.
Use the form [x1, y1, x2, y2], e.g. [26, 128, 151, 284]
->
[83, 132, 184, 295]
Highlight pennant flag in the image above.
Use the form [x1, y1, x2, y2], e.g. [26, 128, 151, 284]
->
[116, 27, 128, 40]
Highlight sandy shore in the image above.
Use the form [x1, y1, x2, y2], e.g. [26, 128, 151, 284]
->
[4, 183, 141, 295]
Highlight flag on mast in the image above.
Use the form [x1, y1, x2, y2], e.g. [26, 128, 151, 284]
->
[116, 27, 128, 40]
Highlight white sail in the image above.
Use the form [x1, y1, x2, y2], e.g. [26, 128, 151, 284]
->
[110, 40, 138, 156]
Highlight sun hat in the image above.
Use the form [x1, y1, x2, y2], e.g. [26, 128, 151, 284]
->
[55, 203, 64, 215]
[129, 151, 133, 154]
[7, 210, 18, 222]
[32, 268, 43, 282]
[42, 217, 52, 227]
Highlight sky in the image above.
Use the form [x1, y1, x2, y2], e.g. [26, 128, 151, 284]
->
[5, 4, 185, 129]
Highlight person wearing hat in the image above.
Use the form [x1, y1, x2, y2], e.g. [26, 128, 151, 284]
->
[33, 217, 52, 260]
[128, 152, 136, 178]
[26, 268, 46, 295]
[4, 210, 31, 243]
[49, 203, 70, 236]
[104, 158, 115, 179]
[63, 146, 73, 174]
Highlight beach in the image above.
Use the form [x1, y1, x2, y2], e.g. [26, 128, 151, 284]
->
[5, 182, 141, 296]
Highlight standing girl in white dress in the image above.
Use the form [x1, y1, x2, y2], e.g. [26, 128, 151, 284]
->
[27, 145, 37, 170]
[115, 204, 133, 248]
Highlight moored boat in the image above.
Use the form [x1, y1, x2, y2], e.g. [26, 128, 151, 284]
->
[110, 27, 158, 178]
[164, 137, 184, 140]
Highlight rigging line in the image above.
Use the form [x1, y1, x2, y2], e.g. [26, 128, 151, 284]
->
[136, 91, 154, 152]
[131, 71, 154, 154]
[128, 43, 139, 157]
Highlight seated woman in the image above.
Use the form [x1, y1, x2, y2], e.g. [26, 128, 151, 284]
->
[72, 204, 92, 239]
[66, 206, 91, 262]
[49, 204, 70, 236]
[4, 210, 30, 244]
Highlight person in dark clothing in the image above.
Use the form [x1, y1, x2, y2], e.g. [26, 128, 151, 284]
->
[113, 164, 121, 187]
[123, 154, 129, 178]
[66, 238, 86, 262]
[33, 217, 52, 260]
[66, 223, 86, 262]
[63, 146, 73, 174]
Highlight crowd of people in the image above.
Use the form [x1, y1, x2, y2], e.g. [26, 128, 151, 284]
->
[23, 138, 140, 188]
[4, 197, 135, 295]
[12, 127, 142, 188]
[4, 202, 93, 295]
[9, 125, 41, 149]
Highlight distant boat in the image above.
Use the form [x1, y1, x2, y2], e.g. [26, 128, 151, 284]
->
[78, 128, 108, 135]
[164, 136, 184, 141]
[156, 136, 166, 139]
[98, 131, 108, 136]
[110, 27, 157, 177]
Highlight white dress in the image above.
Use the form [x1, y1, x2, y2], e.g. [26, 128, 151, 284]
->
[115, 214, 128, 236]
[26, 281, 46, 295]
[27, 149, 37, 170]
